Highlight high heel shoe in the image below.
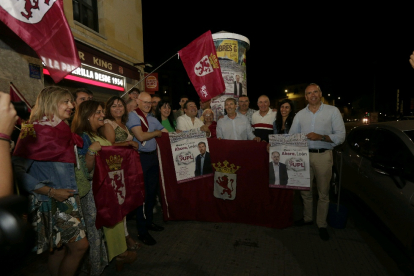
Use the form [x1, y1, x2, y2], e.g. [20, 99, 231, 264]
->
[115, 250, 137, 271]
[126, 235, 140, 250]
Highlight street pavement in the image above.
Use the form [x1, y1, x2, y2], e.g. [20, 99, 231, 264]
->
[8, 190, 405, 276]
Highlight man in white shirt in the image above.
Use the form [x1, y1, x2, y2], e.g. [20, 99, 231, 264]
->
[176, 100, 210, 136]
[217, 98, 261, 141]
[289, 83, 345, 241]
[252, 95, 276, 143]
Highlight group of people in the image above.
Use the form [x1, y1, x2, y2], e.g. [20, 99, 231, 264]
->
[0, 80, 345, 275]
[160, 84, 345, 242]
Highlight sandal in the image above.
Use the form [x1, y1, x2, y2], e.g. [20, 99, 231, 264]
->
[126, 235, 139, 250]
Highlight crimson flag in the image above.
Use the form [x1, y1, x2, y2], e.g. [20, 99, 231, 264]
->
[0, 0, 80, 83]
[13, 121, 83, 163]
[93, 146, 145, 229]
[178, 30, 225, 102]
[156, 133, 294, 229]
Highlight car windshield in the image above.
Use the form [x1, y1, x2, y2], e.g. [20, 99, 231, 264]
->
[403, 130, 414, 144]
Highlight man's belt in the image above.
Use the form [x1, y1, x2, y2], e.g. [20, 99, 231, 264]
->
[309, 148, 329, 153]
[139, 150, 157, 155]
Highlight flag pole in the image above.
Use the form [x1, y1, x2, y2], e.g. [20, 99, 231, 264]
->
[121, 53, 178, 98]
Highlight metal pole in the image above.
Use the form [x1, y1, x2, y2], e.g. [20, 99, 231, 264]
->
[121, 53, 178, 98]
[337, 151, 343, 212]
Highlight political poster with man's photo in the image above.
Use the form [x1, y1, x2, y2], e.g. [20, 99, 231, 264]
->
[169, 130, 213, 183]
[268, 133, 310, 190]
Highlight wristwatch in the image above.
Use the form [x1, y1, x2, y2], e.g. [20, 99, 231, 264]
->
[321, 135, 326, 141]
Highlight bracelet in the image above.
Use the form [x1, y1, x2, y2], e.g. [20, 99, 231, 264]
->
[87, 148, 97, 156]
[0, 133, 11, 140]
[50, 188, 56, 199]
[0, 137, 11, 143]
[47, 187, 53, 198]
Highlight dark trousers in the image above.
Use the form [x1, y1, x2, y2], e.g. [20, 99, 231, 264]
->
[136, 153, 159, 235]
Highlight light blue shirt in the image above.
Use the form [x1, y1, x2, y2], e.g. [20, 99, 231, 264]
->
[216, 113, 256, 140]
[289, 103, 345, 149]
[126, 111, 164, 152]
[237, 108, 256, 126]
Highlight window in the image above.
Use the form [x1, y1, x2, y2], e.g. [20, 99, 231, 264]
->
[347, 127, 375, 158]
[73, 0, 98, 32]
[371, 128, 414, 182]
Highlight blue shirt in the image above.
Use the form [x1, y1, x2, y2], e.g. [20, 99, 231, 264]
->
[216, 113, 256, 140]
[126, 111, 164, 152]
[289, 103, 345, 149]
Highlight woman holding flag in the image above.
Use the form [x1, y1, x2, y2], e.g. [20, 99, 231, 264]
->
[12, 87, 89, 276]
[100, 96, 140, 250]
[72, 100, 137, 273]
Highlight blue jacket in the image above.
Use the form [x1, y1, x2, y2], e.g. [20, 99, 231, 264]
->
[12, 157, 78, 202]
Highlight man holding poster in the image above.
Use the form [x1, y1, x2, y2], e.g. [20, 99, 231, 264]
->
[289, 83, 345, 241]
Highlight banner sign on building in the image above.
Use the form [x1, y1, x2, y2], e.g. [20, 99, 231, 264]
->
[72, 64, 125, 88]
[268, 134, 310, 190]
[169, 130, 213, 183]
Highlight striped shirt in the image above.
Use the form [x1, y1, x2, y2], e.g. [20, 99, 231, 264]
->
[252, 109, 276, 142]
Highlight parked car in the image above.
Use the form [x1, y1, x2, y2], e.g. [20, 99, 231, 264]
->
[335, 121, 414, 253]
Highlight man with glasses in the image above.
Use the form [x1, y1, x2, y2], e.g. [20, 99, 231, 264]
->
[126, 92, 168, 246]
[128, 87, 140, 100]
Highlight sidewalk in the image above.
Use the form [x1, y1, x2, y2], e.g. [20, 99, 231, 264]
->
[10, 197, 392, 276]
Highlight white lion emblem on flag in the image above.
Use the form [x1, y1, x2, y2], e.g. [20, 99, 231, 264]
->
[0, 0, 57, 23]
[194, 55, 213, 77]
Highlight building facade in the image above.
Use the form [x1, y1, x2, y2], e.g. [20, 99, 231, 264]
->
[0, 0, 144, 105]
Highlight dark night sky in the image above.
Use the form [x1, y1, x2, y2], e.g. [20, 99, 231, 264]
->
[141, 3, 414, 114]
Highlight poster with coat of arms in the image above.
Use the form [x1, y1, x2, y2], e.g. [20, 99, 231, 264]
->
[268, 133, 310, 190]
[169, 130, 213, 183]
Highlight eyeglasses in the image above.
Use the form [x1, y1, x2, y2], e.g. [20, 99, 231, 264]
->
[130, 92, 139, 95]
[138, 98, 151, 105]
[204, 114, 212, 117]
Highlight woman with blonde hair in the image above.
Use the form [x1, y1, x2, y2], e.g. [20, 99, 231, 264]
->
[13, 86, 89, 276]
[201, 108, 217, 138]
[72, 100, 137, 273]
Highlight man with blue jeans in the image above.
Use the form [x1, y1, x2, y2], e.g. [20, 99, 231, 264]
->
[127, 92, 168, 245]
[289, 83, 345, 241]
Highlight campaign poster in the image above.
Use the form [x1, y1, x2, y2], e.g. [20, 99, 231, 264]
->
[268, 133, 310, 190]
[169, 130, 213, 183]
[210, 95, 227, 121]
